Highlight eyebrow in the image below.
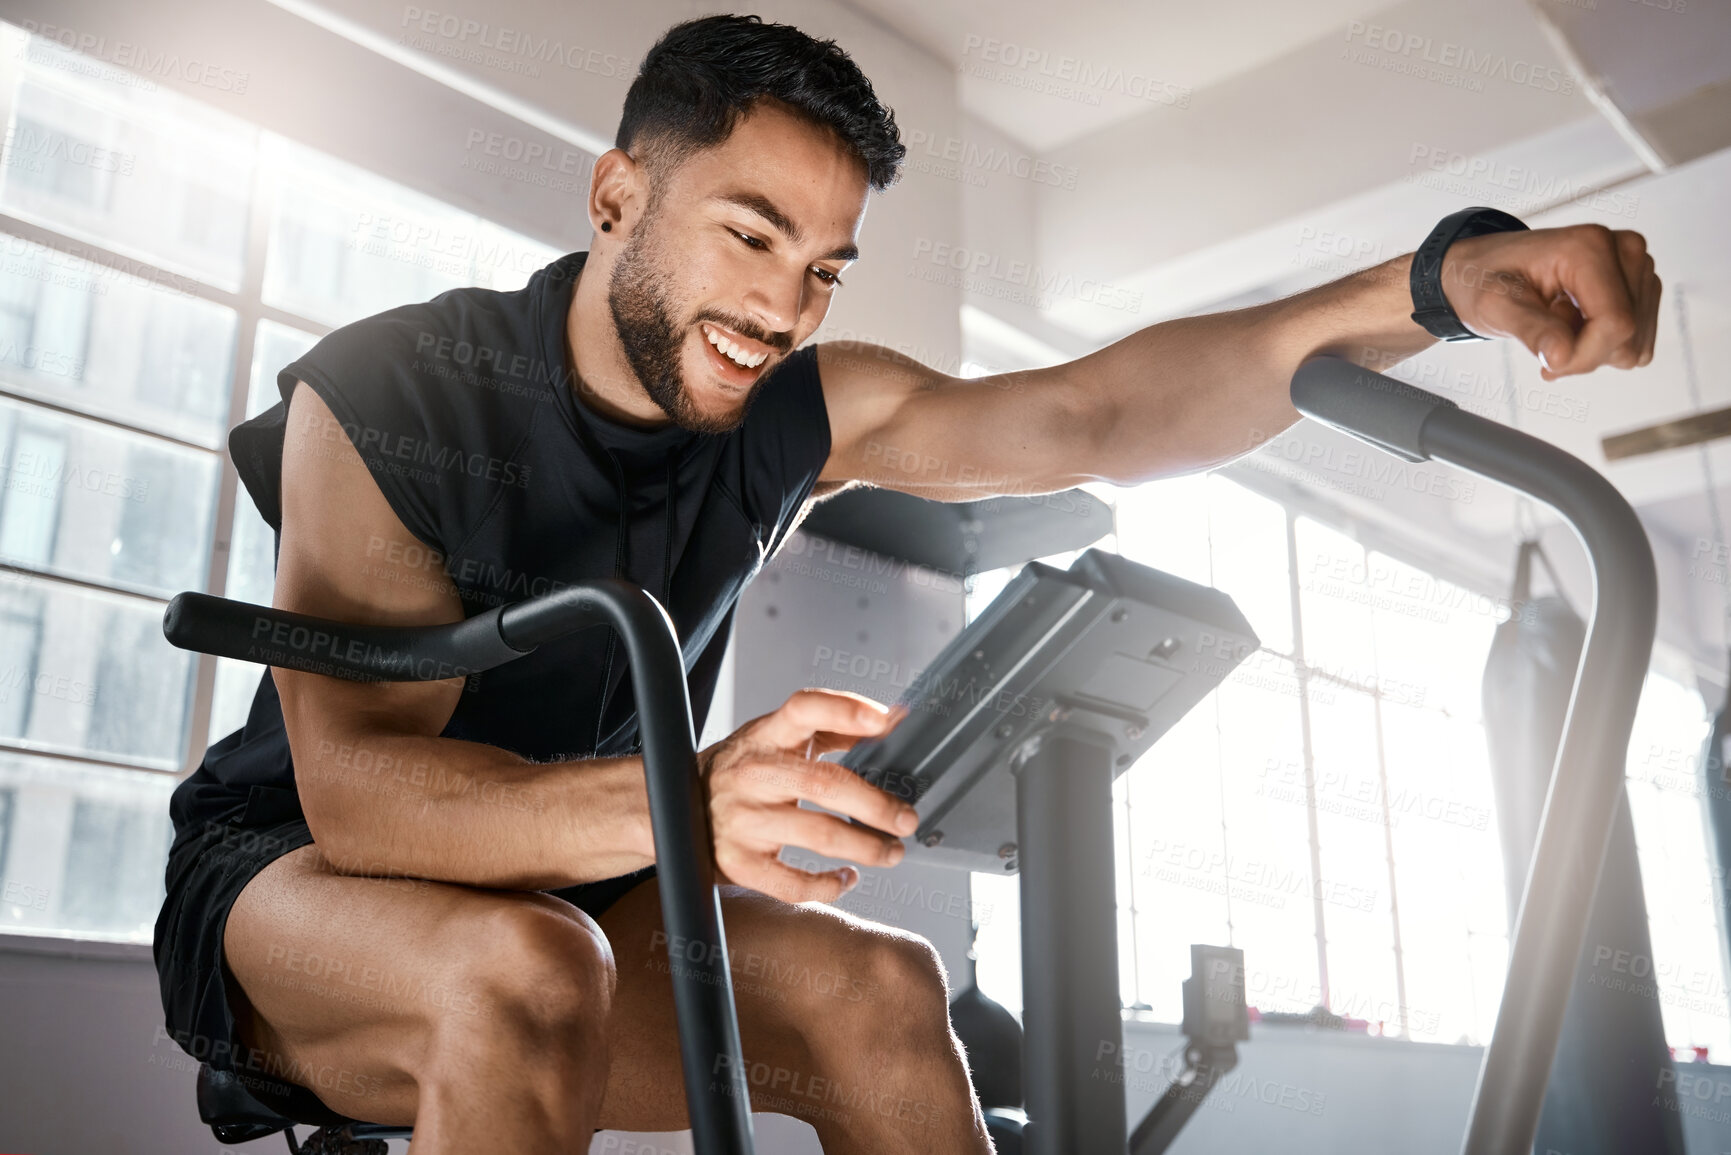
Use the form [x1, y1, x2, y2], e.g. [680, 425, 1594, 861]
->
[713, 191, 859, 263]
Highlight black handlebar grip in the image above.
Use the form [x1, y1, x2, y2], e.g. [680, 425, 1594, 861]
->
[162, 592, 527, 683]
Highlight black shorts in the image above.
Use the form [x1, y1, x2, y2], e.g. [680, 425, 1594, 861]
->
[152, 812, 656, 1125]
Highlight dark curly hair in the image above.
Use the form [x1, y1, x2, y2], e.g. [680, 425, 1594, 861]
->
[617, 14, 905, 192]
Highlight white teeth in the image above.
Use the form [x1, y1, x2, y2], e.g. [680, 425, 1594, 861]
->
[703, 324, 766, 369]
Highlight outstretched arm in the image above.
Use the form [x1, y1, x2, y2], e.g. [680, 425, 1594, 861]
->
[816, 223, 1660, 499]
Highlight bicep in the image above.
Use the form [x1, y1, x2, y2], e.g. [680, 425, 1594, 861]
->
[815, 341, 1106, 501]
[275, 381, 467, 773]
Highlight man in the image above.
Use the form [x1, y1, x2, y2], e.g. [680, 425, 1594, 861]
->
[154, 12, 1660, 1155]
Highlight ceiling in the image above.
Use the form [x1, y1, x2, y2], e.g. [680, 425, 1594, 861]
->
[841, 0, 1731, 675]
[843, 0, 1397, 151]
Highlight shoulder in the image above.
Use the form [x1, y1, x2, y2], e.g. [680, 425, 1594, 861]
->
[281, 283, 558, 428]
[814, 338, 950, 398]
[296, 285, 520, 382]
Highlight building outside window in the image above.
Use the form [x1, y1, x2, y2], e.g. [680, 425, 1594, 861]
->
[0, 25, 558, 943]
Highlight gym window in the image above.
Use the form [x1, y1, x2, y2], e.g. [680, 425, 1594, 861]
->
[968, 470, 1728, 1056]
[0, 24, 557, 943]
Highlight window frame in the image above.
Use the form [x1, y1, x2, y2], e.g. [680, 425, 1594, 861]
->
[0, 31, 571, 943]
[1105, 475, 1506, 1041]
[0, 189, 334, 778]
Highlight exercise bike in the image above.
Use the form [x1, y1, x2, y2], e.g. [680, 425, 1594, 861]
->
[164, 356, 1655, 1155]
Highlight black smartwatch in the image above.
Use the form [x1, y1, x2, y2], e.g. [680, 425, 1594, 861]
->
[1409, 207, 1528, 341]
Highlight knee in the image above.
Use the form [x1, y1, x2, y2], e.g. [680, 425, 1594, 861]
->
[803, 928, 953, 1059]
[460, 900, 616, 1053]
[864, 931, 951, 1020]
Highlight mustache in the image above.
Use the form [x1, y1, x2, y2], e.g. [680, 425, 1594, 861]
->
[694, 313, 792, 354]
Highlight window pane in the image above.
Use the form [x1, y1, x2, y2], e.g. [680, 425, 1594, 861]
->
[0, 574, 192, 768]
[1216, 662, 1320, 1014]
[1307, 688, 1401, 1030]
[0, 397, 217, 595]
[0, 752, 172, 942]
[0, 232, 238, 445]
[261, 135, 562, 328]
[1114, 473, 1211, 586]
[1383, 700, 1507, 1045]
[247, 318, 319, 419]
[1367, 550, 1501, 721]
[1204, 476, 1292, 655]
[208, 319, 316, 743]
[1, 36, 257, 290]
[1126, 690, 1230, 1020]
[1625, 673, 1730, 1056]
[1363, 547, 1505, 1043]
[1295, 517, 1378, 682]
[208, 503, 273, 744]
[970, 870, 1022, 1015]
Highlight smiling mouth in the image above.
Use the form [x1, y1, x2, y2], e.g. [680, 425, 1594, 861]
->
[701, 321, 770, 367]
[698, 322, 773, 387]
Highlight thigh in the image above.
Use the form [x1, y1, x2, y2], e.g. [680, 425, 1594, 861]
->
[595, 877, 896, 1132]
[223, 841, 603, 1123]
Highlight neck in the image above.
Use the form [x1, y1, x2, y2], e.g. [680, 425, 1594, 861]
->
[569, 245, 674, 429]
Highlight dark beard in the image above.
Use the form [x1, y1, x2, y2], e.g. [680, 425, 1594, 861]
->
[607, 221, 771, 435]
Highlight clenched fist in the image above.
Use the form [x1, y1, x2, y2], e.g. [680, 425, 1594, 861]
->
[1442, 223, 1661, 381]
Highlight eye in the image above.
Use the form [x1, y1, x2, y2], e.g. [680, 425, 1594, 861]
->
[731, 229, 766, 250]
[812, 267, 844, 288]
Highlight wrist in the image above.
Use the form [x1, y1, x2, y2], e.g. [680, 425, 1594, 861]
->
[624, 754, 658, 862]
[1410, 207, 1529, 341]
[1269, 252, 1424, 371]
[551, 754, 658, 880]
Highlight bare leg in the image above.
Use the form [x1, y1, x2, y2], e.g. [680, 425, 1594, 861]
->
[223, 843, 616, 1154]
[596, 878, 992, 1154]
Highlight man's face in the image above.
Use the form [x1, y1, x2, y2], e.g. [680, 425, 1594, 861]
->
[606, 99, 869, 434]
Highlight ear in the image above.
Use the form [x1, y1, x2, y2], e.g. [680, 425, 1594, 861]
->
[589, 148, 645, 237]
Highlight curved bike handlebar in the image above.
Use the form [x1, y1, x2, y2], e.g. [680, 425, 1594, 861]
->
[164, 582, 757, 1155]
[1292, 356, 1658, 1155]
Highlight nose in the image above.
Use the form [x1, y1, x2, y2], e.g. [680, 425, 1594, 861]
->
[740, 268, 803, 338]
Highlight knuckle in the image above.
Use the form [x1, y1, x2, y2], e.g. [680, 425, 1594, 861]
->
[812, 826, 851, 858]
[807, 759, 847, 793]
[710, 794, 754, 833]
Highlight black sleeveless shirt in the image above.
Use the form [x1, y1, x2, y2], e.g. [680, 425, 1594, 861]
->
[167, 250, 831, 852]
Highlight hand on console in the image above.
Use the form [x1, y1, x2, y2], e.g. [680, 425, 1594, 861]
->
[698, 688, 916, 903]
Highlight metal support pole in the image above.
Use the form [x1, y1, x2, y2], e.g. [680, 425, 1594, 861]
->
[1289, 356, 1658, 1155]
[1016, 726, 1129, 1155]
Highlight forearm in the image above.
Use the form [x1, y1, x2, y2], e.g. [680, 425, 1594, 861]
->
[1085, 254, 1435, 485]
[296, 729, 655, 890]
